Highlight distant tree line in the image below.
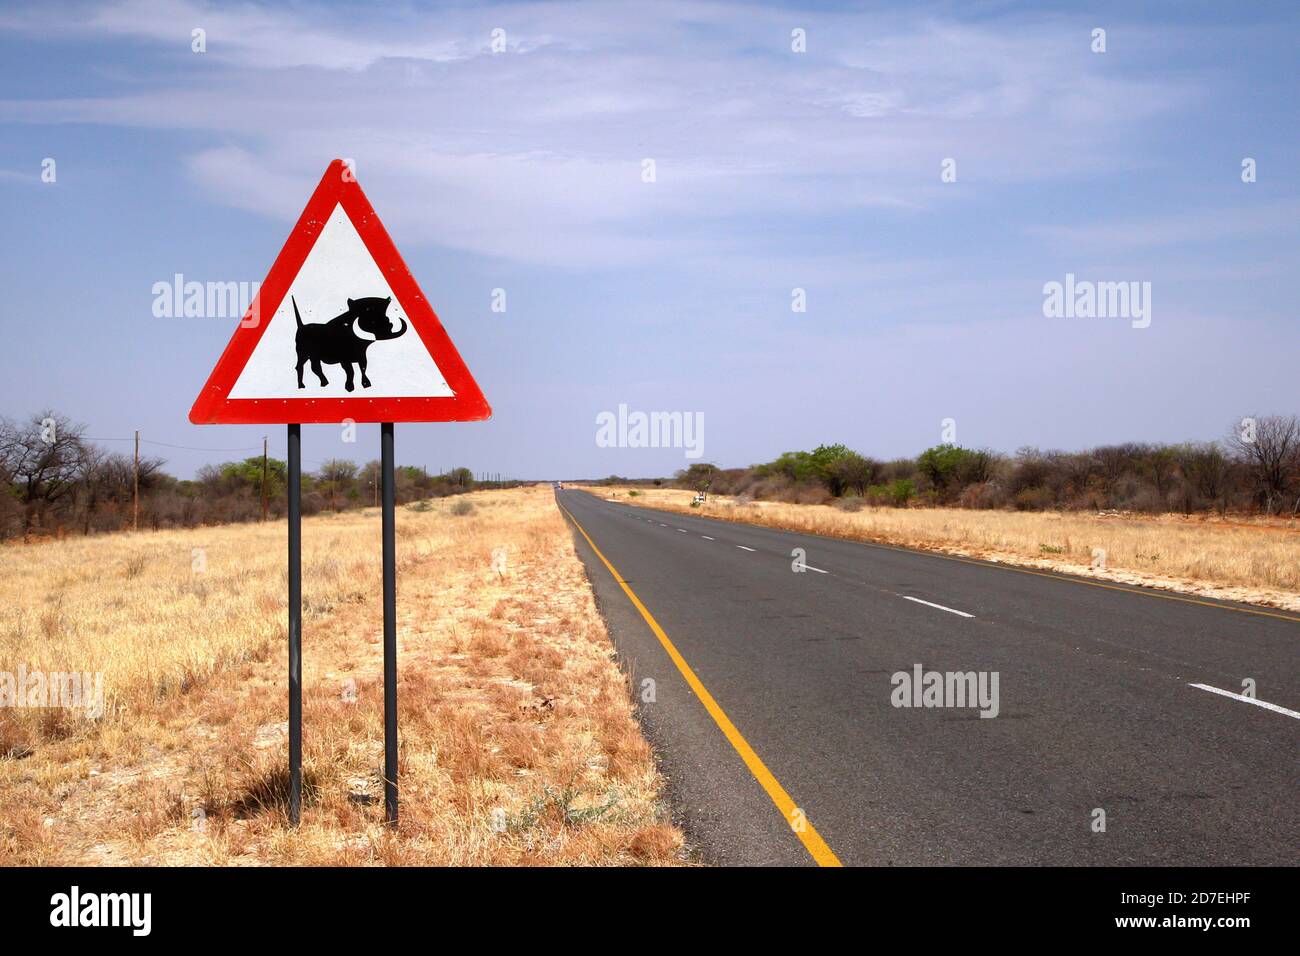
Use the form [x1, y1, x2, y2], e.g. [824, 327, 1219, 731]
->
[667, 415, 1300, 515]
[0, 411, 517, 540]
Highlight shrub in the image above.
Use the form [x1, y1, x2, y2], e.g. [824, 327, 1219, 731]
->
[1013, 487, 1053, 511]
[794, 486, 833, 506]
[957, 482, 1007, 510]
[889, 478, 915, 506]
[917, 444, 971, 495]
[1009, 454, 1052, 497]
[450, 499, 475, 516]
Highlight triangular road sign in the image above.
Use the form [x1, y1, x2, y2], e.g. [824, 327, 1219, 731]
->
[190, 159, 491, 425]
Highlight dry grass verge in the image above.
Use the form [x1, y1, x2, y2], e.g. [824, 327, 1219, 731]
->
[0, 486, 683, 865]
[594, 487, 1300, 613]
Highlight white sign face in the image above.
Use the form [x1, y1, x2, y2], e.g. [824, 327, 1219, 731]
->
[228, 204, 453, 400]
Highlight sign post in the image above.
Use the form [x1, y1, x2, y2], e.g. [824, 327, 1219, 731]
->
[190, 159, 490, 828]
[287, 423, 303, 826]
[380, 421, 398, 825]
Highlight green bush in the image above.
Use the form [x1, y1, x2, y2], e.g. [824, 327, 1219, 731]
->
[917, 444, 983, 494]
[888, 478, 915, 507]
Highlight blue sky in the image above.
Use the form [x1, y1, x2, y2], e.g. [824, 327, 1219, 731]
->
[1, 0, 1296, 478]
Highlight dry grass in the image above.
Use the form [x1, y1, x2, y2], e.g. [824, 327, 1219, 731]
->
[598, 487, 1300, 612]
[0, 486, 684, 865]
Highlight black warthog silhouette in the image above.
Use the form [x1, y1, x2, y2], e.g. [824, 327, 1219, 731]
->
[292, 295, 407, 391]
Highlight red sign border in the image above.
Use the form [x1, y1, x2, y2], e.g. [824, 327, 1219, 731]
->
[189, 159, 491, 425]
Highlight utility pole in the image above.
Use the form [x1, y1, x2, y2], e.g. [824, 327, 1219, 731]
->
[133, 430, 140, 532]
[261, 436, 269, 521]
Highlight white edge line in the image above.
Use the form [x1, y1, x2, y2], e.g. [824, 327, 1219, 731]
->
[736, 545, 757, 552]
[902, 596, 974, 618]
[1189, 683, 1300, 720]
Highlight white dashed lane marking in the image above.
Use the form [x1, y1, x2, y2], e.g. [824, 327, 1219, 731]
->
[1189, 683, 1300, 720]
[902, 596, 974, 618]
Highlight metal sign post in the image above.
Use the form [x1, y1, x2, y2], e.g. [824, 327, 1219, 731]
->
[287, 423, 303, 826]
[381, 422, 399, 826]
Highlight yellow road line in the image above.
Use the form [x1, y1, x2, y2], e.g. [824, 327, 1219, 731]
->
[584, 491, 1300, 624]
[559, 500, 843, 867]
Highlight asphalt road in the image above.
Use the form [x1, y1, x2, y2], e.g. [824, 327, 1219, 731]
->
[557, 488, 1299, 866]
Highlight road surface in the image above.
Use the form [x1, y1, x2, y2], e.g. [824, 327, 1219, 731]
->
[557, 488, 1299, 866]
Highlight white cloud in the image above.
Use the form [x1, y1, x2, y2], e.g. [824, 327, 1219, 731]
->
[0, 1, 1213, 267]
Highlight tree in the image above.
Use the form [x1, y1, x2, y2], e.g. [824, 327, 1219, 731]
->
[761, 450, 818, 483]
[446, 467, 474, 488]
[319, 459, 358, 484]
[1095, 443, 1141, 492]
[1136, 444, 1178, 510]
[916, 444, 970, 495]
[1227, 415, 1300, 514]
[807, 443, 851, 493]
[77, 446, 162, 533]
[759, 444, 852, 492]
[1060, 451, 1099, 496]
[888, 478, 915, 507]
[678, 463, 721, 495]
[317, 459, 357, 509]
[0, 411, 88, 532]
[1176, 442, 1230, 512]
[1008, 447, 1052, 496]
[827, 452, 880, 496]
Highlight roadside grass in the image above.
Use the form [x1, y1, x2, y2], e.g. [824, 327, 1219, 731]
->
[0, 486, 684, 865]
[592, 487, 1300, 612]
